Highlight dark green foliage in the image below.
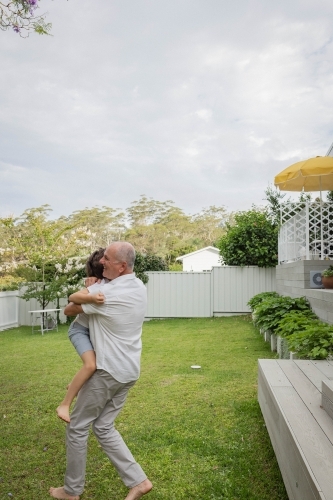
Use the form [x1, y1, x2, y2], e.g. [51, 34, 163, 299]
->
[287, 324, 333, 359]
[254, 295, 311, 334]
[247, 291, 280, 312]
[250, 292, 333, 359]
[134, 252, 169, 284]
[217, 209, 278, 267]
[275, 310, 318, 338]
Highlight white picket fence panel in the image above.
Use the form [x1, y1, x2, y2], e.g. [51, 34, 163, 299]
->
[0, 267, 276, 329]
[0, 291, 19, 330]
[18, 294, 68, 327]
[0, 288, 67, 331]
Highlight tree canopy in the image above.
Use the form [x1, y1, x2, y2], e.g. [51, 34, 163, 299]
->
[0, 197, 231, 296]
[217, 208, 278, 268]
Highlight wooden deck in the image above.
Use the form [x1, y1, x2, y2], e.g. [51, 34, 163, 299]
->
[258, 359, 333, 500]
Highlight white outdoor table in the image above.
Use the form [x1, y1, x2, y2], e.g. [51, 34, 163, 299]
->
[29, 308, 60, 335]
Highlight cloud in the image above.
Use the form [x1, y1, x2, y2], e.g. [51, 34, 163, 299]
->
[1, 0, 333, 219]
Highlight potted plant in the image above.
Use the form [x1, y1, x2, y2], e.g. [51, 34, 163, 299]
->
[321, 265, 333, 289]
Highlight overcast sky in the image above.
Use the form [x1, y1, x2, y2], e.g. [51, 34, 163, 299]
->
[1, 0, 333, 219]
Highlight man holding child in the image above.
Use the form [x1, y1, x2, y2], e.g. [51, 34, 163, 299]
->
[49, 241, 152, 500]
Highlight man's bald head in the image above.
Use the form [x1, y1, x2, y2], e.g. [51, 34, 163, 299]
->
[100, 242, 136, 280]
[109, 241, 136, 270]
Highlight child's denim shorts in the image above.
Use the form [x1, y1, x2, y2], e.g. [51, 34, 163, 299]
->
[68, 321, 94, 356]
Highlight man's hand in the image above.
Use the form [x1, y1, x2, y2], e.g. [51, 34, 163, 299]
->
[91, 293, 105, 304]
[85, 277, 100, 287]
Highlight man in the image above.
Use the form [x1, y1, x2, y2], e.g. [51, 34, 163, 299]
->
[49, 241, 152, 500]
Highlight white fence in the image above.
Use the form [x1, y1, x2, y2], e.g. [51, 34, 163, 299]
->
[0, 288, 67, 331]
[211, 266, 276, 314]
[145, 266, 276, 318]
[0, 266, 276, 329]
[279, 201, 333, 263]
[0, 291, 19, 330]
[145, 272, 212, 317]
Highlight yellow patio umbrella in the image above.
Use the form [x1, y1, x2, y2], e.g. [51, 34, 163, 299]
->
[274, 156, 333, 194]
[274, 155, 333, 261]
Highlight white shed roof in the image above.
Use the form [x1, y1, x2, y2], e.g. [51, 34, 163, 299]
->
[176, 246, 220, 261]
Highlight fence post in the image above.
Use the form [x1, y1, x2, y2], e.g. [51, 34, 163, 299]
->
[210, 268, 214, 317]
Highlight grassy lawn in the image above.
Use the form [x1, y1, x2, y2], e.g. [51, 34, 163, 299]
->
[0, 317, 287, 500]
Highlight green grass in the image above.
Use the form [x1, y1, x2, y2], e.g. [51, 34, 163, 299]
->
[0, 317, 287, 500]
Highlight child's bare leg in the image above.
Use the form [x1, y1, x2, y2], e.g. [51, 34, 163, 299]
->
[57, 350, 96, 423]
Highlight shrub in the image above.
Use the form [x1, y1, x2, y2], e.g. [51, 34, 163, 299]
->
[134, 252, 169, 284]
[250, 291, 333, 360]
[247, 291, 280, 312]
[0, 275, 25, 291]
[254, 295, 311, 334]
[287, 324, 333, 359]
[217, 209, 278, 267]
[275, 310, 318, 338]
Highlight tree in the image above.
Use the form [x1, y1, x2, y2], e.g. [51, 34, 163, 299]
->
[126, 195, 176, 227]
[0, 198, 236, 303]
[264, 185, 313, 226]
[0, 205, 92, 318]
[191, 205, 231, 246]
[19, 255, 87, 315]
[264, 185, 288, 225]
[133, 252, 169, 284]
[0, 0, 51, 36]
[0, 205, 90, 272]
[124, 195, 230, 263]
[125, 197, 194, 257]
[68, 206, 126, 251]
[217, 209, 278, 267]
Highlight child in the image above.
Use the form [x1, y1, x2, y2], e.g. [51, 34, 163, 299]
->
[56, 248, 107, 423]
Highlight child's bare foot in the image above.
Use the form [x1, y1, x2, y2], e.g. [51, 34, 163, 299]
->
[49, 486, 79, 499]
[56, 405, 70, 423]
[125, 479, 153, 500]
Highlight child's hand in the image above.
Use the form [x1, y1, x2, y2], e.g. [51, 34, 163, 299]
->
[92, 293, 105, 304]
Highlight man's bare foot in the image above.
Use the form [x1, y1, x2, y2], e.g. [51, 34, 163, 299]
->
[125, 479, 153, 500]
[49, 486, 79, 499]
[56, 405, 70, 423]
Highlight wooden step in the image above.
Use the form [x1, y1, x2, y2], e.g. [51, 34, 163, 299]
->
[258, 359, 333, 500]
[322, 380, 333, 421]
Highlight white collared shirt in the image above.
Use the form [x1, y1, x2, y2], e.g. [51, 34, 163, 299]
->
[75, 279, 109, 328]
[82, 273, 147, 383]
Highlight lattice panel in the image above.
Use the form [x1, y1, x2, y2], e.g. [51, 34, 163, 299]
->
[278, 202, 333, 263]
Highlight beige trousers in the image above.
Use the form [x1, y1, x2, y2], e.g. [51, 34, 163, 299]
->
[64, 370, 147, 496]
